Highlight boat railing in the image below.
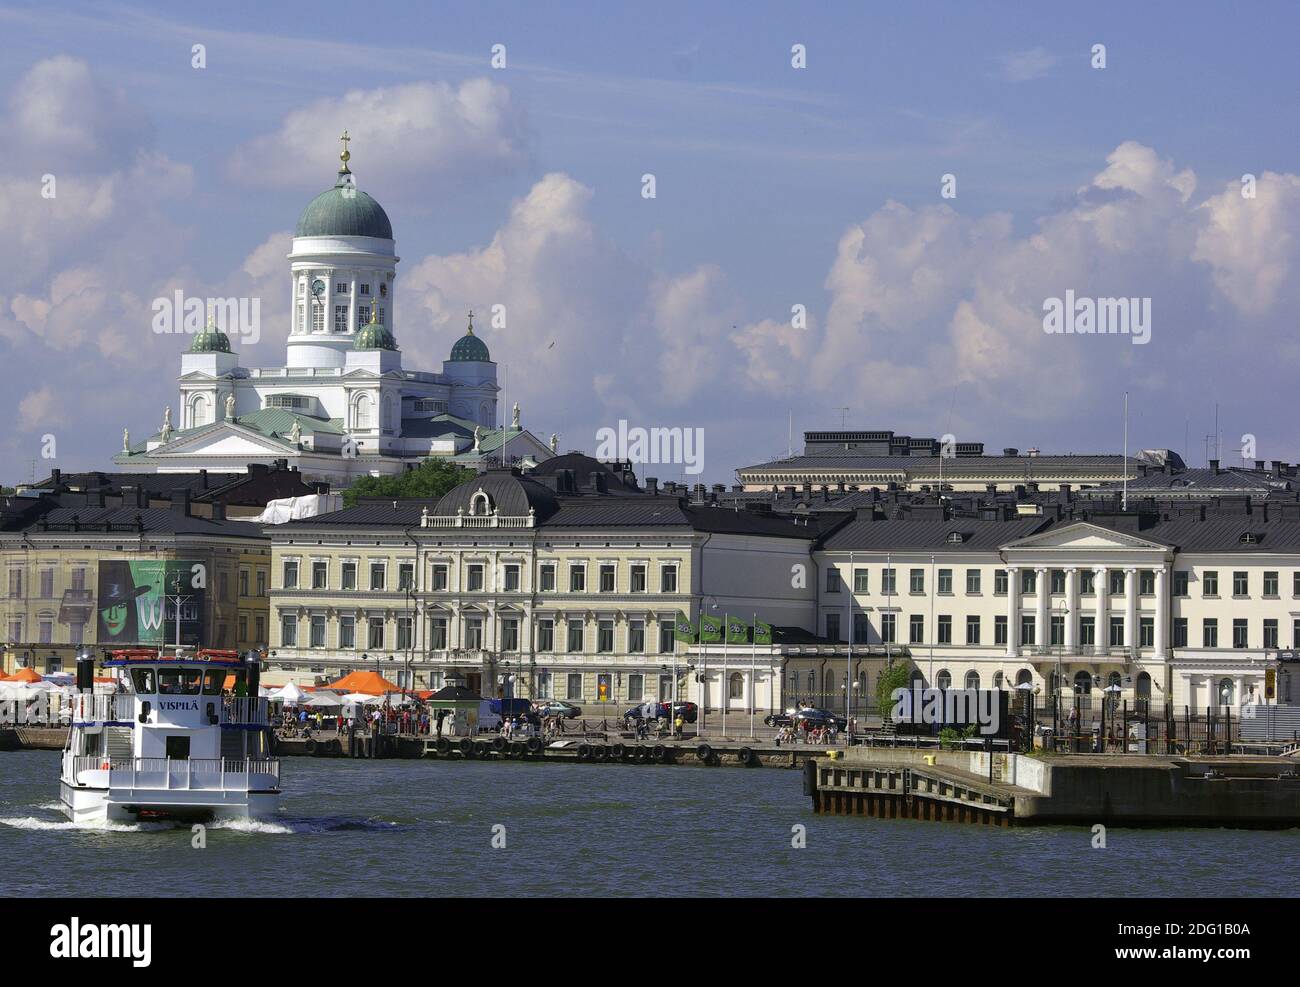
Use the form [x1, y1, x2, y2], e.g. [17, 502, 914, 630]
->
[222, 697, 269, 725]
[63, 753, 280, 791]
[71, 694, 135, 723]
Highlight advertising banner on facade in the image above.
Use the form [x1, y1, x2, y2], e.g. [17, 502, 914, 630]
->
[96, 560, 206, 647]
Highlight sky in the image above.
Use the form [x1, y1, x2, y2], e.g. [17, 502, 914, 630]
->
[1, 0, 1298, 486]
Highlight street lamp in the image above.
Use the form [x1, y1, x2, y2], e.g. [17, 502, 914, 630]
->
[1055, 598, 1069, 739]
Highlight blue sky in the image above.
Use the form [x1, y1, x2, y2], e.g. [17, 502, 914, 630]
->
[1, 1, 1298, 484]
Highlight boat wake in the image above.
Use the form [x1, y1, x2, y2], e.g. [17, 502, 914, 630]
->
[1, 806, 402, 836]
[0, 814, 175, 833]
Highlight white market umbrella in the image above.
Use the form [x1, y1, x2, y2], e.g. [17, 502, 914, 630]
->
[303, 691, 345, 708]
[1014, 682, 1036, 691]
[272, 682, 307, 704]
[341, 693, 383, 704]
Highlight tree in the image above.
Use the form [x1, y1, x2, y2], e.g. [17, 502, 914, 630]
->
[342, 459, 473, 508]
[876, 662, 913, 723]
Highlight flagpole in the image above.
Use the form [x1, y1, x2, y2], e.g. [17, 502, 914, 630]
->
[750, 612, 756, 740]
[722, 611, 729, 740]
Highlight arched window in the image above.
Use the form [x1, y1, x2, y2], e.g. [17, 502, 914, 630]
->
[381, 395, 393, 431]
[469, 491, 493, 516]
[728, 672, 744, 699]
[354, 393, 372, 430]
[1016, 668, 1033, 687]
[1107, 671, 1122, 690]
[1136, 671, 1151, 699]
[190, 395, 209, 428]
[807, 670, 815, 694]
[992, 671, 1004, 690]
[1218, 678, 1235, 706]
[936, 669, 951, 690]
[965, 670, 980, 690]
[910, 668, 925, 689]
[1049, 670, 1063, 695]
[1074, 670, 1093, 694]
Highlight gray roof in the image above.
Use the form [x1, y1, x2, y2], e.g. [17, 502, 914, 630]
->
[821, 517, 1051, 552]
[17, 507, 266, 538]
[1083, 468, 1292, 495]
[741, 452, 1139, 472]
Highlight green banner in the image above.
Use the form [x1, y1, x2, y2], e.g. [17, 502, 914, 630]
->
[698, 613, 723, 643]
[753, 620, 773, 646]
[672, 614, 697, 644]
[726, 616, 749, 644]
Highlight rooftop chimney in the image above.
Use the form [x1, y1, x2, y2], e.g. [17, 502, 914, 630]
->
[1209, 459, 1220, 474]
[646, 477, 658, 495]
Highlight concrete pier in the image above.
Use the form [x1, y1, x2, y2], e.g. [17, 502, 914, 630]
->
[809, 747, 1300, 828]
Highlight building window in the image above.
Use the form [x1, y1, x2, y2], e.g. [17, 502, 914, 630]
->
[1172, 617, 1187, 648]
[1173, 570, 1189, 596]
[310, 615, 326, 648]
[936, 670, 951, 690]
[340, 615, 355, 649]
[994, 570, 1008, 596]
[882, 568, 897, 595]
[255, 615, 265, 643]
[1050, 569, 1065, 594]
[368, 616, 385, 649]
[1264, 619, 1278, 649]
[936, 615, 951, 644]
[280, 614, 297, 647]
[909, 614, 923, 645]
[1139, 616, 1154, 648]
[728, 672, 744, 700]
[853, 612, 870, 643]
[1202, 571, 1218, 597]
[880, 613, 896, 644]
[1233, 571, 1248, 597]
[937, 569, 952, 594]
[566, 673, 583, 701]
[1080, 616, 1095, 646]
[427, 617, 446, 650]
[597, 620, 614, 653]
[464, 617, 483, 650]
[910, 569, 924, 594]
[826, 613, 841, 642]
[239, 569, 249, 597]
[430, 564, 448, 591]
[628, 673, 644, 702]
[628, 619, 645, 653]
[532, 617, 553, 652]
[467, 564, 484, 592]
[966, 569, 981, 594]
[1139, 570, 1154, 595]
[39, 619, 52, 644]
[500, 618, 518, 652]
[1109, 616, 1124, 647]
[334, 305, 348, 332]
[536, 671, 552, 700]
[1203, 618, 1218, 648]
[1080, 570, 1095, 595]
[965, 670, 980, 690]
[826, 568, 842, 594]
[1021, 570, 1036, 594]
[1049, 615, 1064, 646]
[1108, 571, 1125, 595]
[369, 562, 386, 591]
[630, 564, 647, 593]
[854, 568, 869, 593]
[569, 564, 586, 593]
[1264, 571, 1279, 597]
[567, 620, 584, 653]
[40, 569, 54, 598]
[312, 561, 328, 589]
[1232, 618, 1247, 649]
[599, 564, 616, 593]
[539, 564, 555, 592]
[398, 563, 414, 592]
[661, 565, 678, 593]
[282, 561, 298, 589]
[1020, 615, 1036, 646]
[994, 615, 1007, 646]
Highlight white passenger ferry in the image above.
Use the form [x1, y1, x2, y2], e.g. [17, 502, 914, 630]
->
[60, 648, 280, 823]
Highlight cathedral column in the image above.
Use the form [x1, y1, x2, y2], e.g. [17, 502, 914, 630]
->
[1035, 566, 1048, 652]
[1064, 567, 1078, 655]
[1124, 567, 1138, 654]
[349, 272, 358, 334]
[1153, 566, 1169, 659]
[1093, 567, 1108, 656]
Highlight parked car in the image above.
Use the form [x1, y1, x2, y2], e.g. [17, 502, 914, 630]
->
[764, 710, 794, 728]
[623, 701, 699, 725]
[534, 700, 582, 719]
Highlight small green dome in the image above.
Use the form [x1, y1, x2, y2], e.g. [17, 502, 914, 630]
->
[449, 313, 491, 362]
[295, 174, 393, 239]
[355, 309, 398, 351]
[190, 318, 232, 353]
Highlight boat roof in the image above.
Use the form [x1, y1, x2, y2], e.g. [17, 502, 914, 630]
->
[104, 648, 247, 667]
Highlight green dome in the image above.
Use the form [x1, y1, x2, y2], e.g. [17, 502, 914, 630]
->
[190, 318, 232, 353]
[295, 174, 393, 239]
[355, 310, 398, 351]
[449, 316, 491, 362]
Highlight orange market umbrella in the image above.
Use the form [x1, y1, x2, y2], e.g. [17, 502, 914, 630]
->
[3, 667, 42, 683]
[327, 669, 402, 695]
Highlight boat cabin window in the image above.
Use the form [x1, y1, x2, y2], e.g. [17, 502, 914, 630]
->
[157, 668, 202, 695]
[131, 668, 156, 694]
[165, 736, 191, 760]
[202, 669, 226, 695]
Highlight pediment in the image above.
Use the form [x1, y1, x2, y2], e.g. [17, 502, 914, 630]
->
[154, 424, 291, 457]
[1001, 522, 1169, 553]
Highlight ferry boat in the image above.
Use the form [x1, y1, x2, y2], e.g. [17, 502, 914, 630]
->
[60, 647, 280, 823]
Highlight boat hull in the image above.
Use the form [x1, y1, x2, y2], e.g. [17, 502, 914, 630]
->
[59, 781, 279, 825]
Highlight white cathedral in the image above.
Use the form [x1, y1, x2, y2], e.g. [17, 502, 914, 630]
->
[116, 134, 554, 485]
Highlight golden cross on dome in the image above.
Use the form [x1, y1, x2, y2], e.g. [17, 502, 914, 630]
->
[339, 129, 352, 174]
[467, 309, 475, 334]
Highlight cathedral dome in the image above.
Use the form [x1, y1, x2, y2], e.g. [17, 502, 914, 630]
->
[189, 317, 232, 353]
[294, 133, 392, 239]
[449, 313, 491, 362]
[355, 308, 398, 351]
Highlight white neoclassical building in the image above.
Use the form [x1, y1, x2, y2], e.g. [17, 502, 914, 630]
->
[117, 134, 551, 485]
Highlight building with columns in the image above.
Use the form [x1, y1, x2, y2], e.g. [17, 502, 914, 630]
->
[115, 135, 552, 485]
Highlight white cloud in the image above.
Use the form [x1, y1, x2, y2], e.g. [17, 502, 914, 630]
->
[17, 385, 64, 432]
[227, 79, 529, 191]
[996, 48, 1059, 83]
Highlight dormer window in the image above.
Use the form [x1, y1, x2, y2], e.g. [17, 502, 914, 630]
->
[469, 490, 494, 516]
[360, 284, 371, 296]
[946, 531, 964, 544]
[1240, 532, 1260, 545]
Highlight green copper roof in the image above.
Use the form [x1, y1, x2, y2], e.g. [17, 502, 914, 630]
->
[295, 172, 393, 239]
[449, 316, 490, 362]
[189, 319, 232, 353]
[355, 309, 398, 351]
